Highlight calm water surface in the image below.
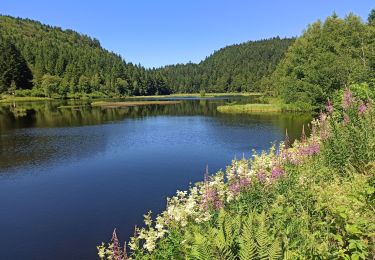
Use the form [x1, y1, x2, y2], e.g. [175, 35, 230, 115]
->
[0, 96, 311, 259]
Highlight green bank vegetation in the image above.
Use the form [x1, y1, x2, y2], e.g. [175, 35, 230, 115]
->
[91, 100, 182, 109]
[0, 95, 52, 103]
[98, 88, 375, 260]
[127, 92, 263, 99]
[217, 103, 283, 113]
[96, 9, 375, 260]
[217, 98, 315, 114]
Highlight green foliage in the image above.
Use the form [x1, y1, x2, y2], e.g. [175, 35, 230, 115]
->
[239, 214, 257, 259]
[271, 13, 375, 106]
[41, 74, 61, 98]
[0, 15, 170, 97]
[158, 37, 294, 93]
[180, 210, 283, 260]
[111, 90, 375, 260]
[0, 33, 32, 92]
[368, 8, 375, 25]
[323, 97, 375, 174]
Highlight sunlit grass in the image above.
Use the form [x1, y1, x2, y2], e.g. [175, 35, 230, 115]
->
[217, 98, 315, 113]
[127, 92, 264, 99]
[91, 100, 182, 108]
[217, 103, 283, 113]
[0, 96, 52, 103]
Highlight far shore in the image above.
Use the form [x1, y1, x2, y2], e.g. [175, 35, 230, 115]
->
[0, 92, 263, 104]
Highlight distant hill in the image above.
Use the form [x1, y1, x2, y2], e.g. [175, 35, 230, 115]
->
[158, 37, 295, 93]
[0, 15, 169, 97]
[0, 15, 294, 97]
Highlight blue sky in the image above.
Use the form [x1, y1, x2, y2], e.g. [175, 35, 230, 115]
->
[1, 0, 373, 68]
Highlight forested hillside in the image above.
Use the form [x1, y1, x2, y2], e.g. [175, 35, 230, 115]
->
[0, 15, 170, 97]
[1, 12, 374, 103]
[158, 37, 294, 93]
[269, 13, 375, 106]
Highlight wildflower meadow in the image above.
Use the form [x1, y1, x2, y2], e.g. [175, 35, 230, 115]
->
[98, 87, 375, 259]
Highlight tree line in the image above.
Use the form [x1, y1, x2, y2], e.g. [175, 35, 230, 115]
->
[0, 15, 294, 98]
[0, 15, 170, 98]
[1, 10, 374, 106]
[157, 37, 294, 93]
[268, 11, 375, 106]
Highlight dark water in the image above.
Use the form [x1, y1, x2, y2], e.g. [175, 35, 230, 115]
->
[0, 96, 311, 259]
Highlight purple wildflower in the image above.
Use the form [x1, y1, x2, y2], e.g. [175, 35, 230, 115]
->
[299, 146, 309, 156]
[214, 199, 224, 210]
[342, 88, 354, 110]
[359, 102, 367, 115]
[284, 150, 301, 165]
[229, 182, 241, 197]
[202, 188, 213, 210]
[309, 143, 320, 155]
[239, 177, 251, 188]
[326, 99, 334, 114]
[202, 184, 223, 210]
[256, 171, 266, 183]
[111, 228, 122, 260]
[271, 166, 284, 180]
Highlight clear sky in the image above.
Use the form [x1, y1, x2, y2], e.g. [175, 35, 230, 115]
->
[1, 0, 374, 68]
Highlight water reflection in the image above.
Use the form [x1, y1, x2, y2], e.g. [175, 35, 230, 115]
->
[0, 97, 311, 171]
[0, 97, 312, 259]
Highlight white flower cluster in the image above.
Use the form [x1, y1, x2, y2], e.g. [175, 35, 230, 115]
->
[127, 123, 325, 254]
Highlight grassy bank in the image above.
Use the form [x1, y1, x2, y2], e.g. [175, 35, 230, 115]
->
[127, 92, 263, 99]
[217, 98, 315, 114]
[98, 89, 375, 259]
[0, 96, 52, 103]
[0, 92, 262, 104]
[91, 100, 182, 108]
[217, 103, 283, 113]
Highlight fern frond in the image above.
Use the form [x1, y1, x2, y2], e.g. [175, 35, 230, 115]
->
[217, 247, 237, 260]
[255, 212, 269, 259]
[268, 238, 282, 260]
[191, 242, 214, 260]
[283, 249, 295, 260]
[239, 214, 257, 260]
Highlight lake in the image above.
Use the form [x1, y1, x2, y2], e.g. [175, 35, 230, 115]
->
[0, 96, 311, 259]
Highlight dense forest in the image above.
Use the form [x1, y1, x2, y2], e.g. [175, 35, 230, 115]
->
[268, 12, 375, 106]
[0, 15, 170, 98]
[0, 15, 294, 98]
[157, 37, 294, 93]
[1, 12, 375, 108]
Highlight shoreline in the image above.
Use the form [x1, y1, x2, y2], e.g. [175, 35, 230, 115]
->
[0, 92, 262, 104]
